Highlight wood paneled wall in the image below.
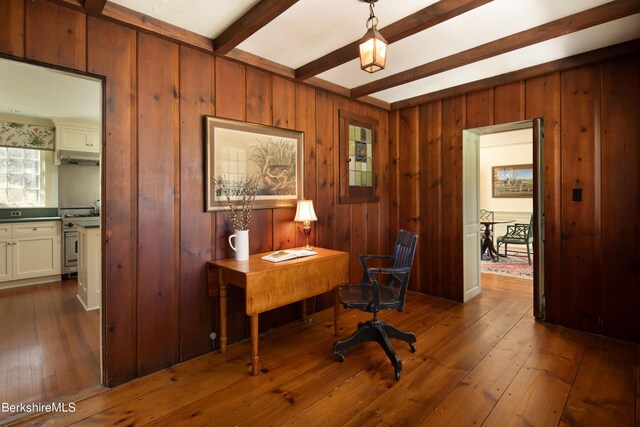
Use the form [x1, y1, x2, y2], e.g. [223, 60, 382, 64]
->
[391, 53, 640, 343]
[0, 1, 389, 385]
[2, 1, 638, 388]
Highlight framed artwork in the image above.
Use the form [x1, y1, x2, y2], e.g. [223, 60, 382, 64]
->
[338, 110, 379, 204]
[204, 116, 304, 211]
[492, 164, 533, 198]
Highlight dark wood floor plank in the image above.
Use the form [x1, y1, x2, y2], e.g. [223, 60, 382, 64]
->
[18, 281, 638, 427]
[67, 298, 424, 426]
[142, 297, 437, 426]
[341, 299, 533, 426]
[421, 314, 547, 426]
[559, 336, 636, 427]
[0, 280, 100, 422]
[213, 299, 457, 426]
[481, 273, 532, 302]
[483, 326, 595, 426]
[283, 295, 498, 426]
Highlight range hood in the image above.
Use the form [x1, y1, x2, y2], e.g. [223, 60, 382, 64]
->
[56, 150, 100, 166]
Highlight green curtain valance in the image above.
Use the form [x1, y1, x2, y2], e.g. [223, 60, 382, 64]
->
[0, 120, 54, 151]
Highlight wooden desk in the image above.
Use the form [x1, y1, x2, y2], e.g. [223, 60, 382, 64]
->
[207, 247, 350, 376]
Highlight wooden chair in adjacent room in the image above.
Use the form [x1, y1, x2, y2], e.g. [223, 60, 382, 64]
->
[496, 214, 534, 265]
[333, 229, 418, 381]
[480, 208, 495, 235]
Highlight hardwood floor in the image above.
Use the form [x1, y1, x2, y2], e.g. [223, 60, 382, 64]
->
[481, 272, 532, 301]
[12, 275, 639, 426]
[0, 279, 102, 424]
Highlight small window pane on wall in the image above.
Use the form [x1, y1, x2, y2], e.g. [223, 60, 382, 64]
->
[0, 147, 43, 206]
[339, 111, 379, 204]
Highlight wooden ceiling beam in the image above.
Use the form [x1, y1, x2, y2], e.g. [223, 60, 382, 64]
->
[352, 0, 640, 99]
[390, 38, 640, 110]
[213, 0, 299, 56]
[83, 0, 107, 14]
[221, 49, 390, 110]
[101, 2, 214, 53]
[295, 0, 492, 81]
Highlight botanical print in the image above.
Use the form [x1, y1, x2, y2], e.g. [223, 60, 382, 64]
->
[0, 120, 55, 151]
[214, 128, 298, 200]
[250, 137, 297, 196]
[206, 116, 303, 211]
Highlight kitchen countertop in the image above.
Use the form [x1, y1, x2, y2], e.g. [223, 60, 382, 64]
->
[74, 220, 100, 229]
[0, 216, 62, 223]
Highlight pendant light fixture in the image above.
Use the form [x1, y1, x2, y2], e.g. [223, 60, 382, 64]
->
[359, 0, 387, 73]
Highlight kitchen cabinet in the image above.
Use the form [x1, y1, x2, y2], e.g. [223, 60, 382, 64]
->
[77, 224, 100, 311]
[0, 221, 61, 287]
[56, 124, 100, 153]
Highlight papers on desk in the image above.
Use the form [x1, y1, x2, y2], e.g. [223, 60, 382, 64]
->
[261, 249, 318, 263]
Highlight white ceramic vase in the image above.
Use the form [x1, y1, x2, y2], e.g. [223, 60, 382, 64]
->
[228, 230, 249, 261]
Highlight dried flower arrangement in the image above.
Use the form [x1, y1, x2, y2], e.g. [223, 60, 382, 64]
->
[211, 175, 260, 230]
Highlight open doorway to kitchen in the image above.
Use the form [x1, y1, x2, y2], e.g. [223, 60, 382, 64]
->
[462, 119, 544, 317]
[0, 56, 104, 423]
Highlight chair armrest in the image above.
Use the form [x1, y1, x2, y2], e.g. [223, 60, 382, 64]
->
[365, 267, 411, 308]
[366, 267, 411, 275]
[359, 255, 394, 280]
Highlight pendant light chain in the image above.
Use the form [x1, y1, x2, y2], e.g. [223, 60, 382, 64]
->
[368, 3, 376, 29]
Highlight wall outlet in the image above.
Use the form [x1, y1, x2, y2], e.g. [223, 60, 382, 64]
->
[10, 211, 21, 217]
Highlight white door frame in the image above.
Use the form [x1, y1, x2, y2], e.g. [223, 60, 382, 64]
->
[462, 120, 544, 317]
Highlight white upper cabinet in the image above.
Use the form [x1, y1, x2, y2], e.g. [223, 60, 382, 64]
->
[56, 123, 100, 153]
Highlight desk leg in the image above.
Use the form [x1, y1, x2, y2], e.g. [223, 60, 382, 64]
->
[250, 314, 259, 376]
[219, 272, 227, 354]
[334, 288, 340, 336]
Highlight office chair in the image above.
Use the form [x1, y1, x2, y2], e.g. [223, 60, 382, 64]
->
[333, 229, 418, 380]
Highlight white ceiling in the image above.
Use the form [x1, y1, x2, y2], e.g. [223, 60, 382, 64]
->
[0, 58, 102, 123]
[1, 0, 637, 119]
[108, 0, 640, 105]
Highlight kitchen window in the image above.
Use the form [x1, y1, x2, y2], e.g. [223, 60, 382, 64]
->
[0, 147, 43, 206]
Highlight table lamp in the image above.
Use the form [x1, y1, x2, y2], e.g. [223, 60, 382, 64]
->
[294, 200, 317, 250]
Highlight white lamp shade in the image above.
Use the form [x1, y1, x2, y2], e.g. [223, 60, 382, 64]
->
[294, 200, 317, 222]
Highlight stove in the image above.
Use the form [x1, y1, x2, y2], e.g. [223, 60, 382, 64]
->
[59, 207, 100, 277]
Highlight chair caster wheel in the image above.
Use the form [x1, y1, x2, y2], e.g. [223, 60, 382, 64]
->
[336, 352, 345, 363]
[394, 370, 401, 381]
[409, 342, 416, 353]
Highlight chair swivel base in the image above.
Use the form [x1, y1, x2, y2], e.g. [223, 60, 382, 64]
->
[333, 319, 416, 381]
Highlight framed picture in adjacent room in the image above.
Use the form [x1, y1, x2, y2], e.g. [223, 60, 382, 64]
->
[492, 164, 533, 198]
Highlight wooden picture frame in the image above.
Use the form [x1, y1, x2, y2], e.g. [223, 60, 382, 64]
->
[338, 110, 379, 204]
[204, 116, 304, 211]
[492, 164, 533, 198]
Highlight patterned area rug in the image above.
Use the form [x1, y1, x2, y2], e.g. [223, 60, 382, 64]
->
[481, 252, 533, 279]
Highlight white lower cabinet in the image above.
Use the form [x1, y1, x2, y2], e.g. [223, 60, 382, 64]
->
[0, 221, 61, 286]
[14, 234, 60, 279]
[77, 225, 100, 311]
[0, 238, 12, 281]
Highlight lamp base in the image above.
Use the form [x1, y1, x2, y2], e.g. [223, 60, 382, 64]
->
[303, 224, 312, 250]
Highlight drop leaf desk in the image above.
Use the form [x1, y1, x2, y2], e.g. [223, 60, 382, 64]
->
[207, 247, 350, 375]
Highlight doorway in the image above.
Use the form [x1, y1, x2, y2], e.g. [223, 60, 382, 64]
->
[0, 56, 104, 421]
[462, 119, 544, 318]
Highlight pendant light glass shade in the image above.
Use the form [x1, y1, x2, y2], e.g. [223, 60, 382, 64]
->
[359, 27, 387, 73]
